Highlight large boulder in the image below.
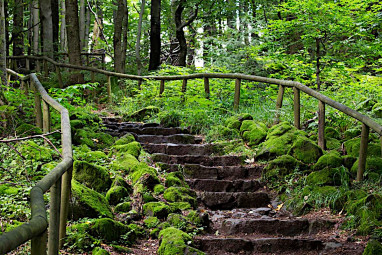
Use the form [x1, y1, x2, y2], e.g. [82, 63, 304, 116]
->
[70, 180, 113, 220]
[344, 138, 381, 158]
[351, 157, 382, 176]
[111, 153, 140, 173]
[158, 227, 205, 255]
[264, 155, 304, 179]
[73, 161, 112, 193]
[288, 136, 323, 164]
[306, 167, 348, 186]
[163, 187, 197, 207]
[143, 202, 170, 219]
[112, 141, 142, 159]
[313, 151, 343, 170]
[89, 218, 130, 242]
[105, 186, 129, 206]
[240, 120, 268, 146]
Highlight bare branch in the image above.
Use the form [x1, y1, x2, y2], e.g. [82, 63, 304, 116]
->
[0, 130, 60, 143]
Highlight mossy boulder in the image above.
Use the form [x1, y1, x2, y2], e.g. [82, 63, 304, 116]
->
[167, 213, 193, 231]
[266, 121, 293, 138]
[351, 157, 382, 176]
[133, 183, 157, 203]
[111, 153, 140, 172]
[0, 184, 21, 195]
[326, 138, 341, 150]
[115, 133, 135, 145]
[154, 184, 166, 195]
[240, 120, 268, 146]
[89, 218, 130, 242]
[163, 187, 197, 207]
[126, 106, 160, 121]
[342, 155, 357, 170]
[84, 151, 108, 162]
[372, 103, 382, 118]
[159, 110, 182, 127]
[70, 180, 113, 220]
[92, 247, 110, 255]
[112, 141, 142, 159]
[20, 141, 53, 161]
[363, 240, 382, 255]
[288, 136, 323, 164]
[73, 161, 112, 193]
[225, 113, 253, 131]
[65, 222, 96, 251]
[143, 202, 170, 219]
[114, 202, 131, 213]
[313, 152, 343, 170]
[144, 216, 160, 228]
[112, 176, 132, 193]
[130, 164, 160, 189]
[158, 227, 204, 255]
[74, 129, 114, 150]
[325, 127, 340, 139]
[165, 172, 187, 188]
[306, 167, 348, 186]
[344, 128, 361, 140]
[106, 186, 129, 205]
[16, 123, 42, 136]
[169, 202, 192, 213]
[331, 189, 368, 212]
[264, 155, 304, 179]
[344, 138, 381, 158]
[186, 210, 207, 227]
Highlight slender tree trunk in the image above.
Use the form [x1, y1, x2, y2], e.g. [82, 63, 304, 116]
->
[65, 0, 84, 84]
[40, 0, 54, 58]
[149, 0, 161, 71]
[136, 0, 145, 76]
[51, 0, 59, 55]
[84, 6, 91, 50]
[79, 0, 85, 50]
[243, 1, 249, 45]
[13, 0, 25, 68]
[60, 0, 67, 51]
[175, 1, 186, 66]
[316, 38, 321, 90]
[113, 0, 128, 73]
[0, 0, 8, 130]
[4, 0, 9, 57]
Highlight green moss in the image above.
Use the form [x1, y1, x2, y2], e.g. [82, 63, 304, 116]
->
[163, 187, 197, 207]
[70, 119, 85, 130]
[70, 180, 113, 220]
[114, 202, 131, 213]
[65, 222, 96, 251]
[344, 128, 361, 140]
[154, 184, 166, 195]
[306, 167, 347, 186]
[169, 202, 192, 213]
[165, 172, 187, 188]
[266, 121, 293, 138]
[106, 186, 129, 205]
[363, 240, 382, 255]
[112, 142, 142, 159]
[331, 189, 368, 212]
[288, 136, 323, 164]
[144, 216, 160, 228]
[127, 106, 160, 121]
[73, 161, 112, 193]
[158, 227, 204, 255]
[84, 151, 108, 162]
[143, 202, 170, 219]
[325, 127, 340, 139]
[342, 155, 357, 170]
[111, 153, 140, 173]
[20, 141, 53, 161]
[115, 133, 136, 145]
[313, 152, 343, 170]
[159, 110, 182, 127]
[89, 218, 129, 242]
[186, 210, 205, 227]
[326, 138, 341, 150]
[112, 176, 132, 192]
[167, 213, 190, 230]
[344, 138, 381, 158]
[264, 155, 303, 179]
[351, 157, 382, 176]
[74, 129, 114, 150]
[92, 247, 110, 255]
[240, 120, 268, 146]
[131, 164, 160, 188]
[0, 184, 21, 195]
[16, 123, 42, 136]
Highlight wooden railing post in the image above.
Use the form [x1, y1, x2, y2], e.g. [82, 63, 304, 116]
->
[107, 76, 112, 104]
[274, 85, 285, 123]
[31, 230, 47, 255]
[48, 178, 61, 255]
[138, 79, 142, 90]
[294, 87, 301, 129]
[159, 80, 165, 95]
[42, 100, 51, 133]
[182, 79, 187, 93]
[204, 77, 210, 99]
[357, 124, 370, 181]
[59, 166, 72, 249]
[234, 78, 241, 111]
[318, 100, 325, 149]
[32, 82, 43, 129]
[55, 66, 64, 88]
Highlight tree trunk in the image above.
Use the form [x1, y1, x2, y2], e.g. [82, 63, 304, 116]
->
[65, 0, 84, 84]
[149, 0, 161, 71]
[175, 1, 187, 66]
[79, 0, 85, 50]
[187, 26, 196, 66]
[51, 0, 59, 55]
[4, 0, 9, 57]
[113, 0, 128, 73]
[136, 0, 146, 76]
[316, 38, 321, 90]
[0, 0, 8, 131]
[40, 0, 54, 58]
[13, 0, 25, 68]
[84, 6, 91, 50]
[60, 0, 67, 51]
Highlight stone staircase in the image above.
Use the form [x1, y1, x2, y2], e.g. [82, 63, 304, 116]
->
[103, 118, 364, 255]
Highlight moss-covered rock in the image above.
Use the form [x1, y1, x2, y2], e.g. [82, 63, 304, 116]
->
[351, 157, 382, 176]
[344, 138, 381, 158]
[106, 186, 129, 205]
[288, 136, 323, 164]
[84, 151, 108, 162]
[65, 222, 96, 251]
[154, 184, 166, 195]
[225, 116, 241, 130]
[264, 155, 303, 179]
[240, 120, 268, 146]
[92, 247, 110, 255]
[131, 164, 160, 189]
[165, 172, 187, 188]
[73, 161, 112, 193]
[112, 176, 132, 193]
[16, 123, 42, 136]
[74, 129, 115, 150]
[266, 121, 293, 138]
[169, 202, 192, 213]
[163, 187, 197, 207]
[144, 216, 160, 228]
[115, 133, 135, 145]
[112, 141, 142, 159]
[331, 189, 368, 212]
[344, 128, 361, 140]
[363, 239, 382, 255]
[20, 141, 53, 161]
[133, 183, 157, 203]
[114, 202, 131, 213]
[159, 110, 182, 127]
[306, 167, 348, 186]
[342, 155, 357, 170]
[0, 184, 21, 195]
[326, 138, 341, 150]
[127, 106, 160, 121]
[313, 152, 343, 170]
[372, 103, 382, 118]
[111, 153, 140, 173]
[158, 227, 204, 255]
[70, 180, 113, 220]
[143, 202, 170, 219]
[89, 218, 129, 242]
[325, 127, 340, 139]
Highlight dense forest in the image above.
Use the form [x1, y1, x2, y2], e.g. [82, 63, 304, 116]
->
[0, 0, 382, 254]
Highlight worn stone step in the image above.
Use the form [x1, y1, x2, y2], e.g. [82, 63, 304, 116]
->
[199, 192, 270, 210]
[103, 122, 159, 129]
[182, 164, 263, 180]
[152, 153, 245, 166]
[135, 134, 200, 144]
[187, 179, 262, 192]
[142, 143, 223, 156]
[118, 126, 189, 136]
[216, 218, 335, 236]
[194, 236, 324, 254]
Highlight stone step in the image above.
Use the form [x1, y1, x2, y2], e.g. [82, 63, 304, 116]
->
[135, 134, 201, 144]
[152, 153, 245, 166]
[182, 164, 263, 180]
[103, 122, 159, 129]
[119, 127, 189, 136]
[187, 179, 262, 192]
[142, 143, 223, 156]
[216, 218, 335, 236]
[199, 192, 270, 210]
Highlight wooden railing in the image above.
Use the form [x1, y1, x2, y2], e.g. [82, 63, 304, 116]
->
[1, 54, 381, 254]
[0, 70, 73, 255]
